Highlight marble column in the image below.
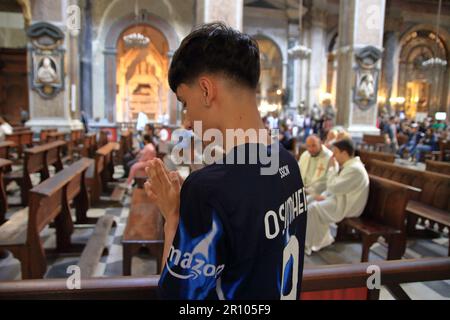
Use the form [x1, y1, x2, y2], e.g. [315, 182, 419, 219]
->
[80, 0, 93, 118]
[306, 6, 328, 109]
[103, 48, 117, 123]
[196, 0, 243, 31]
[26, 0, 83, 132]
[382, 31, 399, 115]
[335, 0, 386, 137]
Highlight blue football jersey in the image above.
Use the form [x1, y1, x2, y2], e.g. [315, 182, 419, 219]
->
[159, 143, 307, 300]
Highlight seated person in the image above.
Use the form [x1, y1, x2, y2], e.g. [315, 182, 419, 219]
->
[298, 135, 334, 197]
[125, 134, 157, 187]
[305, 139, 369, 255]
[412, 128, 438, 163]
[397, 123, 421, 159]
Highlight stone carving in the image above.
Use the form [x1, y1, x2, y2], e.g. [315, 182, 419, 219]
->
[353, 46, 382, 110]
[37, 57, 57, 84]
[27, 22, 65, 99]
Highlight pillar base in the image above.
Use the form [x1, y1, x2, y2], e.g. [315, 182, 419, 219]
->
[26, 118, 84, 133]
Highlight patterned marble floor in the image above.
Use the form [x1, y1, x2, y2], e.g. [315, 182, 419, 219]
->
[0, 163, 448, 300]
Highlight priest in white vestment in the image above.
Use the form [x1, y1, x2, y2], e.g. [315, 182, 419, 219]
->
[298, 135, 334, 196]
[305, 139, 369, 255]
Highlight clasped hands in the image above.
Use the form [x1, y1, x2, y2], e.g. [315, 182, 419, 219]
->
[144, 159, 183, 227]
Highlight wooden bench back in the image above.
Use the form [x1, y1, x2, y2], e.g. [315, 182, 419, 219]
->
[438, 139, 450, 161]
[358, 150, 395, 171]
[39, 129, 57, 142]
[94, 152, 105, 175]
[1, 258, 449, 300]
[97, 142, 115, 166]
[70, 129, 84, 144]
[420, 171, 450, 211]
[118, 131, 132, 164]
[20, 131, 33, 145]
[82, 132, 97, 158]
[25, 158, 93, 275]
[0, 141, 15, 159]
[369, 159, 450, 210]
[98, 130, 109, 147]
[45, 140, 65, 168]
[12, 126, 29, 133]
[363, 175, 419, 230]
[363, 134, 385, 145]
[62, 158, 92, 203]
[28, 180, 64, 239]
[426, 160, 450, 176]
[24, 147, 48, 178]
[46, 132, 66, 143]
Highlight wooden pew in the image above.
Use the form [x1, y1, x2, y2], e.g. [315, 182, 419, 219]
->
[337, 175, 420, 262]
[369, 159, 450, 254]
[118, 131, 133, 166]
[73, 131, 96, 159]
[46, 131, 66, 143]
[67, 129, 84, 161]
[299, 257, 450, 300]
[86, 132, 97, 158]
[426, 160, 450, 176]
[4, 141, 66, 206]
[0, 140, 17, 159]
[39, 129, 57, 144]
[0, 141, 16, 172]
[98, 130, 109, 148]
[0, 257, 449, 300]
[359, 134, 385, 152]
[97, 142, 118, 191]
[5, 130, 34, 159]
[122, 188, 164, 275]
[0, 159, 13, 224]
[81, 141, 123, 205]
[0, 158, 92, 279]
[358, 150, 395, 172]
[12, 126, 30, 133]
[437, 139, 450, 162]
[85, 152, 104, 206]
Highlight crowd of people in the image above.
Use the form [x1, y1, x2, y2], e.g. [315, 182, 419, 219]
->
[378, 114, 449, 163]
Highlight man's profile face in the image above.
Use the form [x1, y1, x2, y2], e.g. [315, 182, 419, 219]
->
[177, 76, 221, 133]
[332, 147, 345, 166]
[177, 83, 205, 131]
[306, 137, 321, 157]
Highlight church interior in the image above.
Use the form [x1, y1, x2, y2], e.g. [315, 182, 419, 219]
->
[0, 0, 449, 300]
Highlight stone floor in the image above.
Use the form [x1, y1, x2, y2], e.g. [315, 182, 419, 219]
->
[0, 162, 448, 300]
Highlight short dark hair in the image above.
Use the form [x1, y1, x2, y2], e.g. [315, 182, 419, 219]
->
[332, 139, 355, 157]
[143, 134, 152, 144]
[168, 22, 260, 92]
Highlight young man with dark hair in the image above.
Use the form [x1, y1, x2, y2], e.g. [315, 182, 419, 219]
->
[304, 139, 369, 255]
[144, 23, 307, 300]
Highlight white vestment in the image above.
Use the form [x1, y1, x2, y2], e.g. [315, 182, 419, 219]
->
[305, 157, 369, 254]
[298, 145, 333, 196]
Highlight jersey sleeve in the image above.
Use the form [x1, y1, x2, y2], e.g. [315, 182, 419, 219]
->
[158, 176, 229, 300]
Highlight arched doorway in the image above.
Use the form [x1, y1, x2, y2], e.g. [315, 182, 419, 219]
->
[254, 37, 283, 115]
[398, 30, 449, 119]
[103, 10, 179, 124]
[115, 24, 169, 123]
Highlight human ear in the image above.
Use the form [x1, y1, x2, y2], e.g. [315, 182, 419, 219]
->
[198, 77, 214, 107]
